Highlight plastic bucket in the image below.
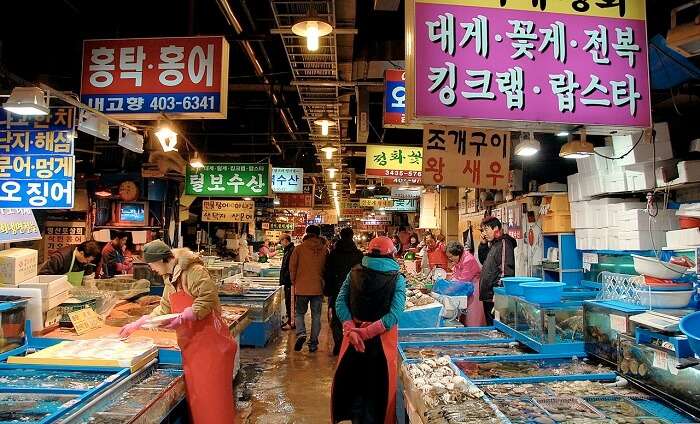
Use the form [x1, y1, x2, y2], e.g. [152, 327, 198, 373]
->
[679, 311, 700, 357]
[520, 282, 565, 304]
[501, 277, 542, 296]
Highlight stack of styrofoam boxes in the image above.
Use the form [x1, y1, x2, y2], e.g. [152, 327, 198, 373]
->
[571, 200, 674, 250]
[574, 146, 627, 198]
[613, 122, 674, 192]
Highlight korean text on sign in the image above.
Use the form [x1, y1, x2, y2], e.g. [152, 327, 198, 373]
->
[0, 108, 75, 131]
[271, 168, 304, 193]
[185, 163, 270, 197]
[365, 145, 423, 185]
[410, 0, 650, 128]
[81, 36, 229, 119]
[384, 70, 407, 126]
[423, 126, 511, 189]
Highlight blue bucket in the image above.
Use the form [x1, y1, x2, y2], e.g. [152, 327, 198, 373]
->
[501, 277, 542, 296]
[520, 282, 565, 304]
[679, 311, 700, 358]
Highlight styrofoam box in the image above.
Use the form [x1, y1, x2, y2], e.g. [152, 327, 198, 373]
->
[570, 202, 587, 229]
[577, 147, 614, 174]
[592, 229, 608, 250]
[607, 228, 620, 250]
[0, 248, 38, 286]
[605, 171, 628, 193]
[624, 162, 656, 192]
[612, 122, 672, 167]
[607, 202, 646, 228]
[567, 174, 583, 203]
[19, 275, 70, 298]
[590, 198, 626, 229]
[575, 229, 590, 250]
[616, 209, 680, 232]
[580, 173, 606, 198]
[666, 228, 700, 249]
[676, 161, 700, 184]
[618, 230, 667, 251]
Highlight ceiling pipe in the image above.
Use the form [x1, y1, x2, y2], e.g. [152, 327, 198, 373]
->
[216, 0, 297, 140]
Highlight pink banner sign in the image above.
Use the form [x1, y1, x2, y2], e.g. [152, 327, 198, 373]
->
[413, 2, 650, 128]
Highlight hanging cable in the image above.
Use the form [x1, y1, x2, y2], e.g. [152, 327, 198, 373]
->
[592, 130, 645, 160]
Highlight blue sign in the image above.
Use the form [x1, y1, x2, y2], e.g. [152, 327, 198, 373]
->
[0, 107, 75, 131]
[0, 155, 75, 180]
[0, 130, 74, 155]
[384, 69, 406, 126]
[0, 180, 74, 209]
[81, 93, 221, 115]
[0, 208, 41, 243]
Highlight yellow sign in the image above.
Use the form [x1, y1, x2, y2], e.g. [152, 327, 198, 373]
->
[68, 308, 102, 336]
[202, 200, 254, 223]
[365, 145, 423, 185]
[422, 126, 511, 190]
[359, 198, 394, 209]
[415, 0, 646, 21]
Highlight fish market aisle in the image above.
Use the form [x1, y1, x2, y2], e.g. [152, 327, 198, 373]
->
[235, 308, 337, 423]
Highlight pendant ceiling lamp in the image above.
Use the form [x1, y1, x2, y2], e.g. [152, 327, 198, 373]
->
[291, 4, 333, 52]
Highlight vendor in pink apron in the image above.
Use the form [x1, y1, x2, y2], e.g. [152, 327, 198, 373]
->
[119, 240, 237, 423]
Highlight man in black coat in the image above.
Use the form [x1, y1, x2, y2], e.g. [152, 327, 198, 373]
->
[279, 234, 295, 330]
[480, 217, 516, 326]
[324, 227, 363, 355]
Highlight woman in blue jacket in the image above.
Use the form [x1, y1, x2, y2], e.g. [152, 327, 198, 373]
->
[331, 236, 407, 424]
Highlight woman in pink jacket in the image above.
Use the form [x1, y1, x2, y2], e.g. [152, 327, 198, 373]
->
[445, 241, 486, 327]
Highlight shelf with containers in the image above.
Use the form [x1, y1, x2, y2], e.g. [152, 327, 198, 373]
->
[538, 233, 584, 285]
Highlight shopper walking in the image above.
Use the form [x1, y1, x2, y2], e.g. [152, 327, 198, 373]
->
[289, 225, 328, 352]
[119, 240, 237, 423]
[479, 217, 516, 326]
[331, 236, 406, 424]
[279, 234, 295, 330]
[324, 227, 363, 356]
[445, 241, 485, 327]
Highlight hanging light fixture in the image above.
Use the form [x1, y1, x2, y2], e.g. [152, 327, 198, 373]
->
[78, 110, 110, 141]
[118, 127, 144, 153]
[273, 196, 281, 205]
[320, 143, 337, 159]
[314, 112, 335, 136]
[559, 132, 594, 159]
[155, 124, 178, 152]
[189, 151, 205, 169]
[327, 167, 338, 179]
[291, 4, 333, 52]
[331, 182, 337, 190]
[556, 131, 570, 137]
[367, 182, 376, 190]
[3, 87, 49, 116]
[514, 131, 540, 157]
[94, 188, 112, 198]
[243, 197, 252, 201]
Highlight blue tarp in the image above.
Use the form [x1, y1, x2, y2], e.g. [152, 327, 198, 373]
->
[399, 303, 443, 328]
[649, 34, 700, 90]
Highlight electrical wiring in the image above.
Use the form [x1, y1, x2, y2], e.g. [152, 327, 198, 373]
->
[592, 130, 646, 160]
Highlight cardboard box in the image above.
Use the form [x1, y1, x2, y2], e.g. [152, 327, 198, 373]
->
[543, 213, 572, 234]
[666, 228, 700, 249]
[549, 194, 570, 212]
[0, 248, 38, 286]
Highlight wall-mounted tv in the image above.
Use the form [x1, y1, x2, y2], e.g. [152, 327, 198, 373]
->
[114, 202, 148, 226]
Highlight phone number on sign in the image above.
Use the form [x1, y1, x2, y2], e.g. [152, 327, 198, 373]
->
[149, 95, 217, 111]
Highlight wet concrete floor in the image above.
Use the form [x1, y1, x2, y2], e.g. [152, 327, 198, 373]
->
[235, 307, 337, 423]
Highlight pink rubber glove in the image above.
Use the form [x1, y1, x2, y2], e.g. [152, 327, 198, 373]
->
[351, 320, 387, 341]
[342, 320, 365, 353]
[163, 307, 196, 330]
[119, 316, 148, 338]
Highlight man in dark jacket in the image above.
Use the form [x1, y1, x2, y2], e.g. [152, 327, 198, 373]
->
[39, 241, 101, 276]
[324, 227, 363, 355]
[479, 217, 516, 326]
[279, 233, 295, 330]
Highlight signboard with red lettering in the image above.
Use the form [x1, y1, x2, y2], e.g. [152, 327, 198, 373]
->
[406, 0, 650, 132]
[365, 145, 423, 185]
[423, 126, 511, 189]
[81, 36, 229, 119]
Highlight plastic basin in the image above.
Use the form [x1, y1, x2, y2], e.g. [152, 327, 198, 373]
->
[501, 277, 542, 296]
[635, 289, 694, 308]
[679, 311, 700, 357]
[520, 282, 565, 304]
[631, 254, 687, 280]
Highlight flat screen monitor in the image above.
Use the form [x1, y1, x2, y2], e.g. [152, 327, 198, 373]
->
[117, 202, 147, 226]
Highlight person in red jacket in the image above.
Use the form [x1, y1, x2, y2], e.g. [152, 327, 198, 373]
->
[425, 233, 449, 271]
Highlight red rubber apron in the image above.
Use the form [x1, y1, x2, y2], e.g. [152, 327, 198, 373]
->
[170, 290, 237, 424]
[331, 323, 398, 424]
